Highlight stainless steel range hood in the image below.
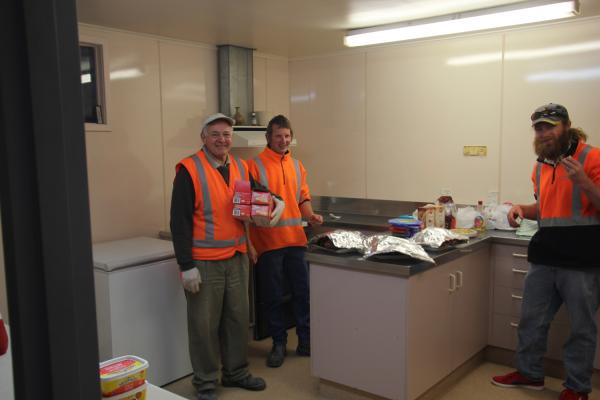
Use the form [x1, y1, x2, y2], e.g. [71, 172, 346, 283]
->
[218, 45, 253, 126]
[218, 45, 295, 148]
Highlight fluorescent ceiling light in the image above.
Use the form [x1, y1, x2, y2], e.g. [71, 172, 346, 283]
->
[344, 0, 579, 47]
[527, 67, 600, 82]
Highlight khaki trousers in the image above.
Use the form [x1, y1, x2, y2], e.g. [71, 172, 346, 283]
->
[185, 252, 250, 391]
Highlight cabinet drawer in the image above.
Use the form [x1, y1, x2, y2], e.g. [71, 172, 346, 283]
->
[492, 286, 569, 323]
[492, 245, 529, 290]
[494, 263, 529, 290]
[492, 287, 523, 317]
[489, 313, 519, 350]
[489, 313, 570, 361]
[492, 244, 529, 261]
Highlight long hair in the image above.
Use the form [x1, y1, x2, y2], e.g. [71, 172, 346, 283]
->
[568, 127, 588, 143]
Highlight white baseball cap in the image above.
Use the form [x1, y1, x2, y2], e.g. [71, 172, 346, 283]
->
[202, 113, 235, 132]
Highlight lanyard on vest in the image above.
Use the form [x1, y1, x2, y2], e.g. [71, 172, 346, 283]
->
[254, 156, 303, 227]
[190, 153, 247, 248]
[535, 144, 600, 227]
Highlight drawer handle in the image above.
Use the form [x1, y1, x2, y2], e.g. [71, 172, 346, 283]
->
[511, 294, 523, 300]
[510, 322, 519, 328]
[456, 270, 463, 288]
[512, 268, 528, 275]
[512, 253, 527, 258]
[449, 273, 456, 292]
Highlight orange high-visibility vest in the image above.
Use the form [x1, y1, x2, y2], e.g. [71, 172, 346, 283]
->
[176, 149, 249, 260]
[247, 147, 311, 256]
[532, 141, 600, 228]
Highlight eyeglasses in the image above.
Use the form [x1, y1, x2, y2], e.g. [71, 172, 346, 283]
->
[207, 130, 233, 140]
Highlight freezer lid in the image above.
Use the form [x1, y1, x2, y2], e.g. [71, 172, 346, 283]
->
[93, 237, 175, 272]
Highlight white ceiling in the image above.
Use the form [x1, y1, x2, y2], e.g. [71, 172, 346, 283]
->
[76, 0, 600, 58]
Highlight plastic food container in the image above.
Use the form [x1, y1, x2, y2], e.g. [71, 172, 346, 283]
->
[100, 355, 148, 397]
[101, 381, 147, 400]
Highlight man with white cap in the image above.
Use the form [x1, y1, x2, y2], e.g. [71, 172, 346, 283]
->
[491, 104, 600, 400]
[170, 113, 266, 400]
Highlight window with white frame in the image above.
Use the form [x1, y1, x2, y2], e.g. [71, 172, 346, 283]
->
[79, 37, 111, 131]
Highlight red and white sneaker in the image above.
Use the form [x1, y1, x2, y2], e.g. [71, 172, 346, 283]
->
[491, 370, 545, 390]
[559, 388, 588, 400]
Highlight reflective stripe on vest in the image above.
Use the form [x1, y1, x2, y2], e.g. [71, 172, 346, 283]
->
[254, 156, 302, 203]
[190, 153, 246, 248]
[273, 218, 303, 227]
[254, 157, 270, 190]
[233, 156, 246, 180]
[293, 159, 301, 203]
[536, 144, 600, 227]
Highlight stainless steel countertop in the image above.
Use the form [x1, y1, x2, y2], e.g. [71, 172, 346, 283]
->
[159, 200, 533, 279]
[306, 230, 530, 278]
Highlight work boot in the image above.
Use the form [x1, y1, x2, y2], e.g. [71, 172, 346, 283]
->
[296, 341, 310, 356]
[266, 343, 286, 367]
[222, 374, 266, 391]
[197, 389, 217, 400]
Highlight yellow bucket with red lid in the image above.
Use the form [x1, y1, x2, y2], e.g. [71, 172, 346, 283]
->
[99, 355, 148, 397]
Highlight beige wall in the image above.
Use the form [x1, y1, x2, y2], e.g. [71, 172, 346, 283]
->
[82, 26, 165, 243]
[501, 18, 600, 204]
[80, 25, 289, 242]
[290, 17, 600, 206]
[82, 18, 600, 242]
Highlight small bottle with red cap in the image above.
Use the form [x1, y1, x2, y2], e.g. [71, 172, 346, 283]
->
[0, 312, 8, 356]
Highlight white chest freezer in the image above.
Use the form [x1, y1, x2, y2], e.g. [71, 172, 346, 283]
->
[93, 237, 191, 386]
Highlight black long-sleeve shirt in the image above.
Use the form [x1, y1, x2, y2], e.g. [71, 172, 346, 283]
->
[170, 167, 198, 271]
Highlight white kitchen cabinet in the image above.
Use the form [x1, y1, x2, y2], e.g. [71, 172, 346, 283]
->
[407, 246, 490, 399]
[310, 245, 490, 400]
[489, 243, 600, 369]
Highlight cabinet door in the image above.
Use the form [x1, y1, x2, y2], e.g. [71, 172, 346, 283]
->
[407, 261, 455, 400]
[451, 247, 491, 369]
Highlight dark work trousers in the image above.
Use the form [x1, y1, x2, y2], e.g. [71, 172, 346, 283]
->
[256, 246, 310, 346]
[185, 252, 250, 392]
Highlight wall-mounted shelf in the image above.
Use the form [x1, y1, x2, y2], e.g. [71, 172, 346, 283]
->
[232, 126, 297, 148]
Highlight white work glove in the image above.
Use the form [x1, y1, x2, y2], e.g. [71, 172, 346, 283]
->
[181, 268, 201, 293]
[269, 196, 285, 227]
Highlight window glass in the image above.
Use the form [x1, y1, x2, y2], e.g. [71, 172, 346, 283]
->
[80, 44, 104, 124]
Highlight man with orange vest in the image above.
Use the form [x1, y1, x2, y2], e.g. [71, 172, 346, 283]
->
[492, 104, 600, 400]
[247, 114, 323, 368]
[170, 113, 266, 400]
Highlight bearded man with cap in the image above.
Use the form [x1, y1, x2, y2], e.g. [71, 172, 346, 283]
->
[491, 104, 600, 400]
[170, 113, 266, 400]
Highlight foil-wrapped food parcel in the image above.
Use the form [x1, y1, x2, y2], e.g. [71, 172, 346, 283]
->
[363, 234, 434, 263]
[309, 230, 435, 264]
[309, 230, 366, 253]
[410, 227, 469, 249]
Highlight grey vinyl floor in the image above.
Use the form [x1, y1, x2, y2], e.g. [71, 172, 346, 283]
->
[163, 332, 600, 400]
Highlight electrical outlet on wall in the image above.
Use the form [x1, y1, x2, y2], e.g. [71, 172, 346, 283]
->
[463, 146, 487, 156]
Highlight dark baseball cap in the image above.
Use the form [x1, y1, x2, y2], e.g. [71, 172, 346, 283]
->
[530, 103, 569, 126]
